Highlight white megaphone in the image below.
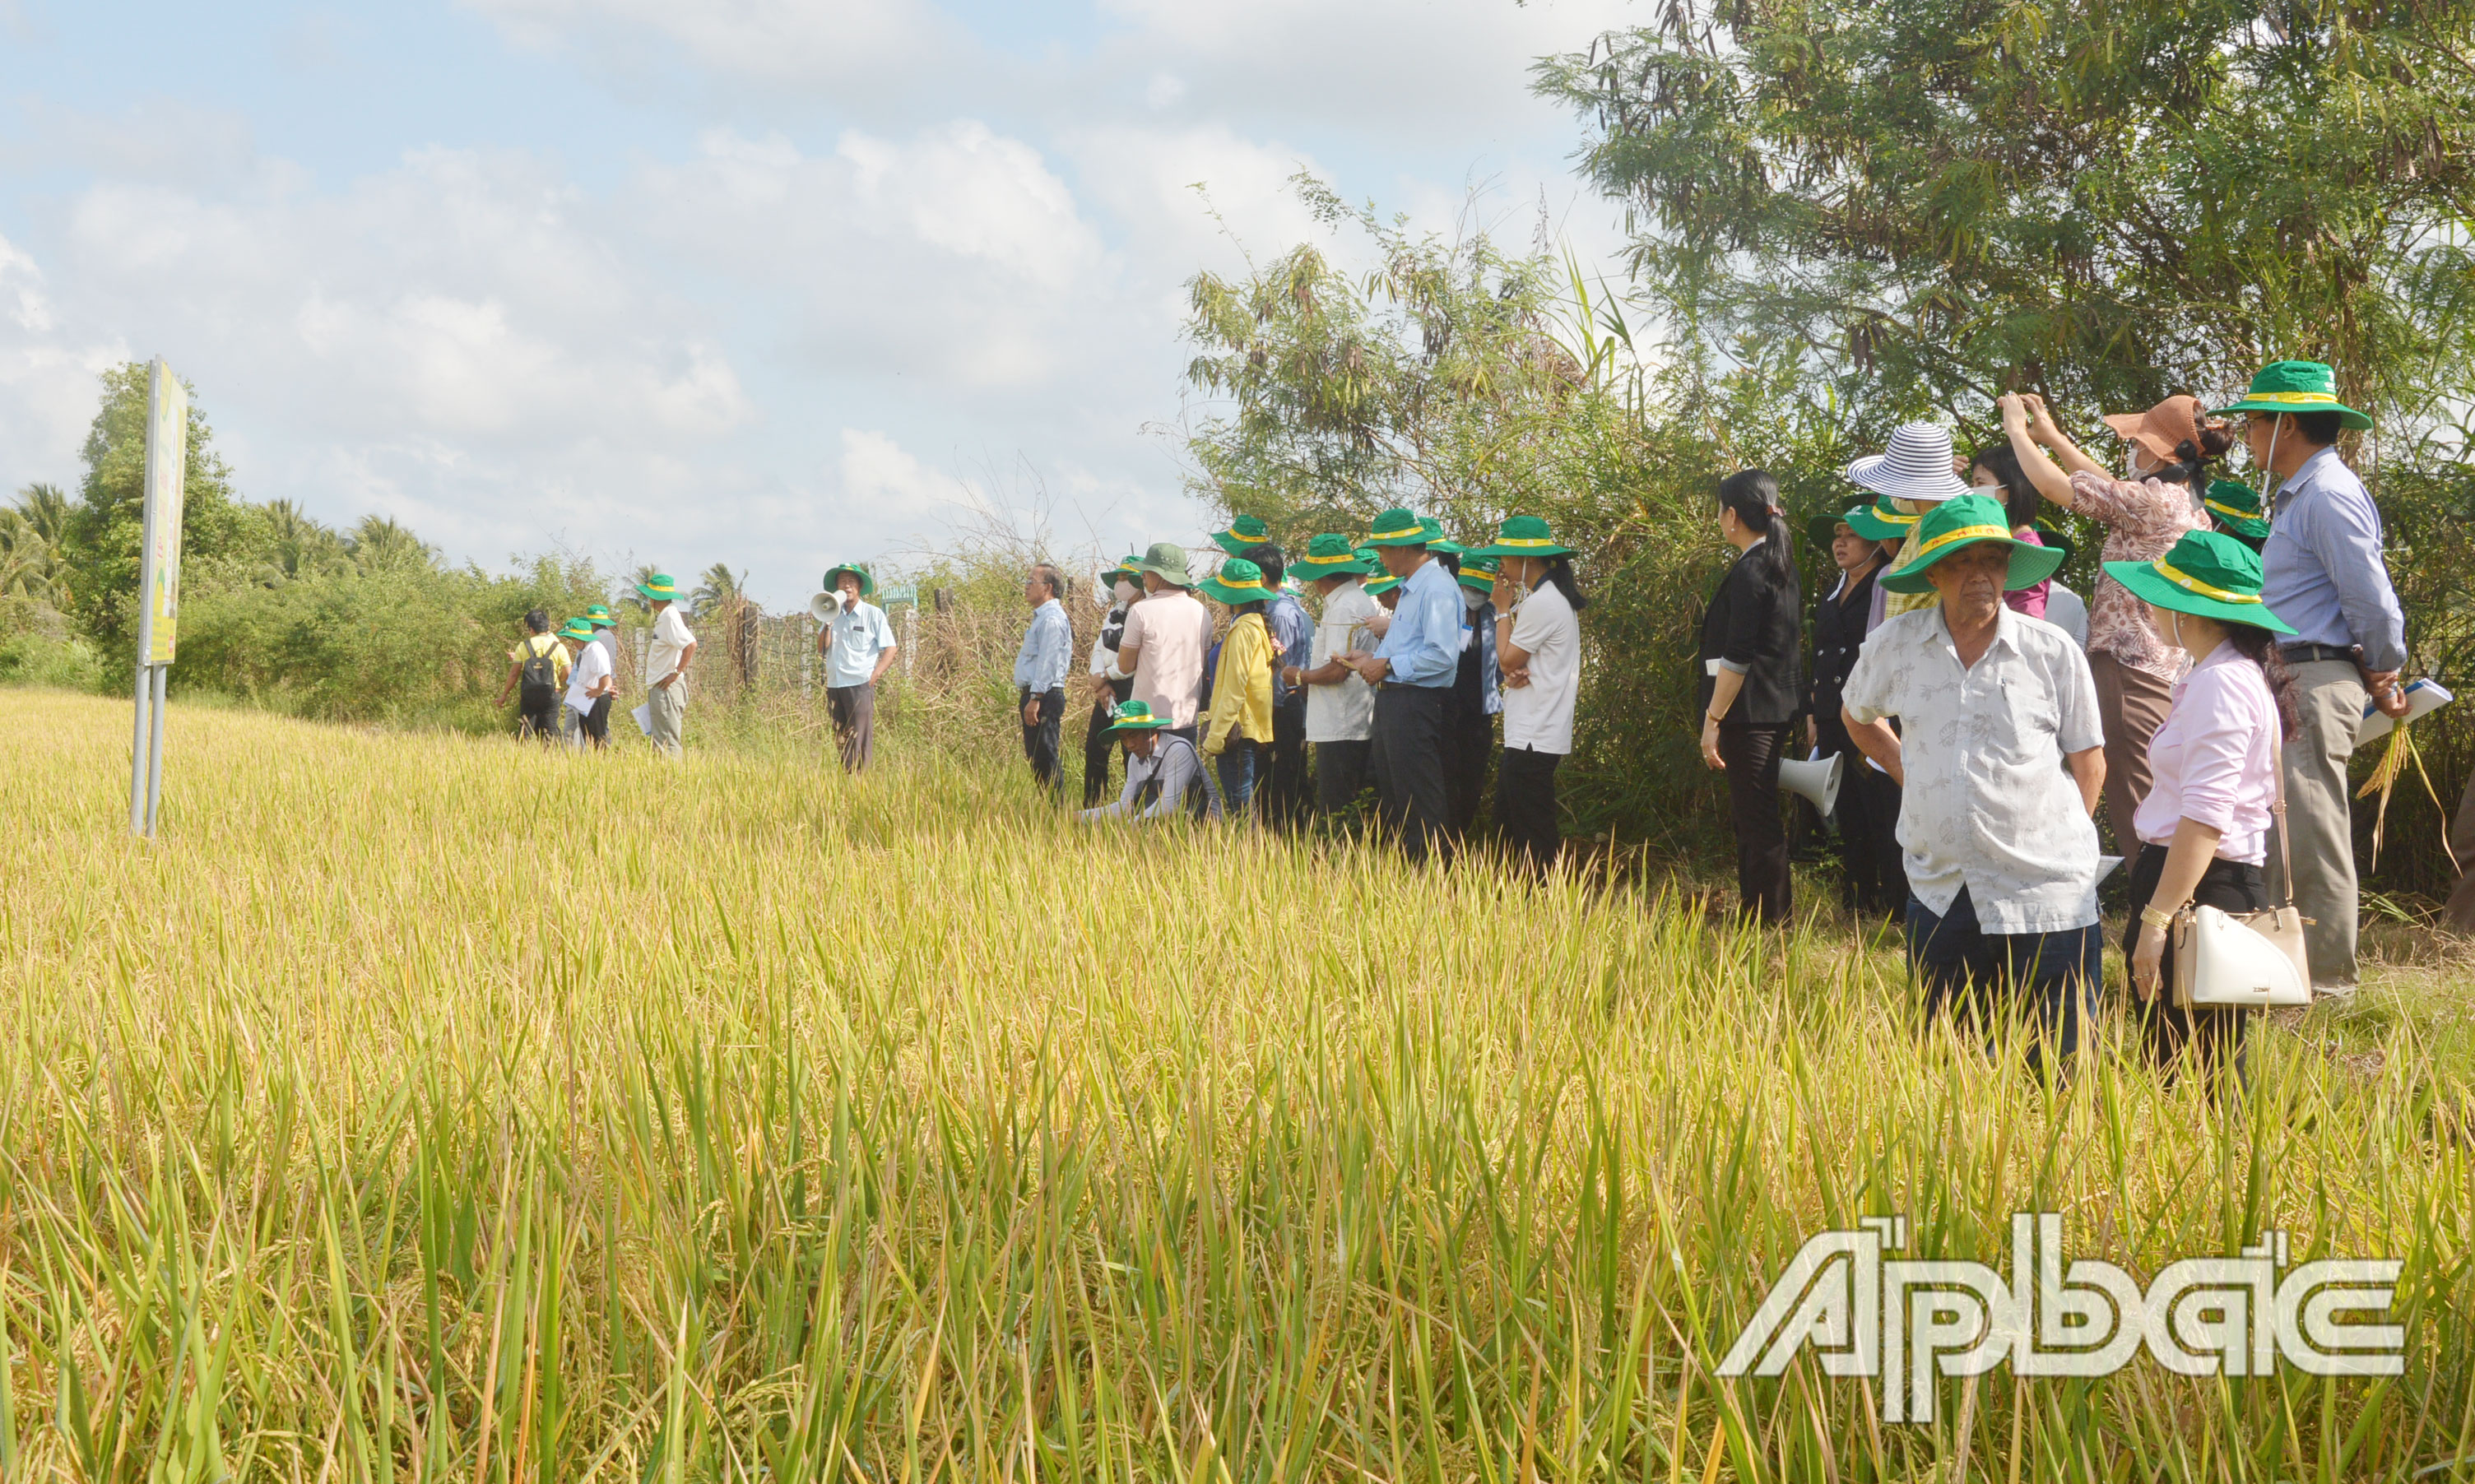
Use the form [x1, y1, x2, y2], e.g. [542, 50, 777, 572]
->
[1779, 752, 1843, 815]
[810, 591, 840, 623]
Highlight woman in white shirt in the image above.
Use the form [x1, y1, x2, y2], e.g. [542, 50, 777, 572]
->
[1474, 517, 1586, 874]
[2104, 530, 2301, 1080]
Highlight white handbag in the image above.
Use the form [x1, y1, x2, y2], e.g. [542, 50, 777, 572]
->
[2171, 740, 2312, 1009]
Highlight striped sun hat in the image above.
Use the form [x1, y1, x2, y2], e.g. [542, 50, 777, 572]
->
[1846, 423, 1973, 504]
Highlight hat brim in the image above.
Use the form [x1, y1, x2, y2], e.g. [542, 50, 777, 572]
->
[1456, 570, 1498, 591]
[1878, 533, 2065, 595]
[635, 584, 675, 601]
[2101, 412, 2182, 461]
[1298, 558, 1373, 577]
[1846, 504, 1916, 541]
[2103, 559, 2296, 633]
[2214, 397, 2373, 432]
[1200, 577, 1273, 605]
[1212, 531, 1258, 556]
[1469, 540, 1575, 559]
[1364, 529, 1430, 548]
[1847, 453, 1972, 503]
[1107, 716, 1172, 735]
[1363, 576, 1401, 595]
[2032, 531, 2076, 566]
[823, 566, 875, 598]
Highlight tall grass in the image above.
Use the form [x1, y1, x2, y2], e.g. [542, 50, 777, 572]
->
[2, 689, 2470, 1481]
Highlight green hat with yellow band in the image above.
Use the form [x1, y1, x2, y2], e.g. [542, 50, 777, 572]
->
[635, 572, 680, 602]
[584, 604, 615, 628]
[2214, 360, 2372, 431]
[1364, 507, 1432, 548]
[2203, 480, 2271, 543]
[1103, 699, 1174, 734]
[558, 617, 595, 642]
[1294, 532, 1373, 576]
[1363, 572, 1402, 596]
[1846, 497, 1920, 542]
[1212, 513, 1272, 555]
[1470, 514, 1575, 559]
[1101, 553, 1145, 586]
[2104, 530, 2295, 633]
[1456, 554, 1501, 591]
[823, 563, 875, 598]
[1423, 518, 1465, 557]
[1878, 494, 2067, 595]
[1200, 556, 1275, 605]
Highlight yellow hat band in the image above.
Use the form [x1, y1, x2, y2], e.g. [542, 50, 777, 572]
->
[1493, 536, 1558, 547]
[2242, 390, 2338, 406]
[1906, 523, 2012, 562]
[2152, 559, 2262, 604]
[1872, 503, 1920, 526]
[1370, 524, 1423, 540]
[1215, 577, 1269, 593]
[2203, 498, 2255, 522]
[1297, 553, 1357, 566]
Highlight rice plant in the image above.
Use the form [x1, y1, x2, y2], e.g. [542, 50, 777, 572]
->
[1, 689, 2469, 1481]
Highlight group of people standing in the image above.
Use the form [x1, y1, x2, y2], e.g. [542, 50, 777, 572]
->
[1702, 359, 2416, 1078]
[499, 573, 697, 757]
[1056, 511, 1586, 873]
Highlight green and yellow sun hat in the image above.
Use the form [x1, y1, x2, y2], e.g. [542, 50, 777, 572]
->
[1103, 699, 1174, 735]
[2214, 360, 2372, 431]
[1422, 518, 1465, 557]
[823, 563, 875, 598]
[1877, 494, 2067, 595]
[1212, 513, 1272, 555]
[1363, 572, 1402, 597]
[2104, 530, 2295, 633]
[2029, 519, 2077, 567]
[558, 617, 595, 642]
[1200, 556, 1275, 605]
[1456, 554, 1501, 592]
[1846, 497, 1920, 542]
[1294, 532, 1373, 576]
[1101, 553, 1144, 587]
[1470, 514, 1576, 559]
[635, 573, 680, 602]
[1364, 507, 1432, 548]
[584, 604, 615, 629]
[2202, 480, 2271, 545]
[1805, 508, 1855, 549]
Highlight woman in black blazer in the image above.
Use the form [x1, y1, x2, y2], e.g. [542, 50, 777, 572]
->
[1697, 469, 1804, 924]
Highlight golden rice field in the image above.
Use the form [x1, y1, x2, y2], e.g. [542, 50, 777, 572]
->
[2, 688, 2472, 1482]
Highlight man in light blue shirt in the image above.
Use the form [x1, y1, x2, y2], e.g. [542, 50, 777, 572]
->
[1347, 508, 1461, 861]
[2222, 360, 2411, 989]
[1013, 563, 1074, 796]
[816, 563, 898, 773]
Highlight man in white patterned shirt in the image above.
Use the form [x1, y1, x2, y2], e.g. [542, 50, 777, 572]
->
[1841, 494, 2106, 1080]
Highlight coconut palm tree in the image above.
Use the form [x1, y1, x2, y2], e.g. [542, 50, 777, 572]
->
[258, 499, 349, 583]
[689, 563, 744, 619]
[346, 515, 436, 573]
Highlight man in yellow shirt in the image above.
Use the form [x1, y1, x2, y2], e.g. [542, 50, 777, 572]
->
[497, 608, 571, 742]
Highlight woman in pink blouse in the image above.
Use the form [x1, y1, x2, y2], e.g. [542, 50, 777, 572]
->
[2103, 530, 2300, 1078]
[1997, 391, 2230, 839]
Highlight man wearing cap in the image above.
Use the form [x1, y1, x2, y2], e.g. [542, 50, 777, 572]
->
[2219, 360, 2411, 990]
[1012, 563, 1074, 796]
[1112, 542, 1213, 740]
[817, 563, 899, 774]
[1289, 535, 1381, 818]
[1840, 494, 2106, 1078]
[1239, 540, 1313, 828]
[560, 616, 615, 749]
[639, 573, 695, 758]
[1346, 507, 1463, 863]
[1079, 701, 1212, 823]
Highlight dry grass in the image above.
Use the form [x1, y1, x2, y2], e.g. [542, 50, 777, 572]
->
[2, 689, 2471, 1481]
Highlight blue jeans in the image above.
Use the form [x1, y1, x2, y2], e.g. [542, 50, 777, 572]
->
[1214, 740, 1257, 819]
[1907, 887, 2100, 1081]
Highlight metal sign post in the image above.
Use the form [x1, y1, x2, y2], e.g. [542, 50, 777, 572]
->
[128, 358, 187, 838]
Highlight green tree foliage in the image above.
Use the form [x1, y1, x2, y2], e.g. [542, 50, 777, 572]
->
[1533, 0, 2475, 428]
[61, 363, 248, 669]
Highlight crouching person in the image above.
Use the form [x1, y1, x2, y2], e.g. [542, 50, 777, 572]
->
[1080, 701, 1214, 823]
[1839, 494, 2106, 1082]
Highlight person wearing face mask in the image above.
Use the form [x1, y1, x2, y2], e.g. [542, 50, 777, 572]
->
[1804, 507, 1902, 920]
[1841, 494, 2103, 1081]
[1080, 554, 1145, 808]
[1697, 470, 1805, 925]
[1997, 391, 2223, 844]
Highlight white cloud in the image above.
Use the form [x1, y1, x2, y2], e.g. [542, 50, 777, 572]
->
[458, 0, 968, 100]
[838, 428, 949, 510]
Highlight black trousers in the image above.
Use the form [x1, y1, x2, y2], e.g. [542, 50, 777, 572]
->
[581, 695, 611, 748]
[1020, 686, 1066, 794]
[1082, 681, 1132, 807]
[1909, 888, 2101, 1083]
[1719, 721, 1793, 923]
[1495, 745, 1563, 874]
[1316, 739, 1372, 818]
[1444, 700, 1495, 837]
[1818, 717, 1906, 919]
[1371, 684, 1451, 864]
[1264, 698, 1310, 828]
[517, 687, 560, 742]
[2123, 844, 2264, 1083]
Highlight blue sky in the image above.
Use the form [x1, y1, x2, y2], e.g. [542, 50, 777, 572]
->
[0, 0, 1637, 607]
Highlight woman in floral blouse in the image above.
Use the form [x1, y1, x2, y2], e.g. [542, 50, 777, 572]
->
[1997, 390, 2231, 840]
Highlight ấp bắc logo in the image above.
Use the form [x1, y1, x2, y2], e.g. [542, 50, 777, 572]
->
[1716, 1213, 2403, 1423]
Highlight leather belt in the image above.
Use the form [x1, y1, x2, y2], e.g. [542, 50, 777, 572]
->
[2280, 642, 2356, 665]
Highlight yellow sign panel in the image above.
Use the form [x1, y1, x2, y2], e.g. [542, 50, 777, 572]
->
[142, 360, 188, 665]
